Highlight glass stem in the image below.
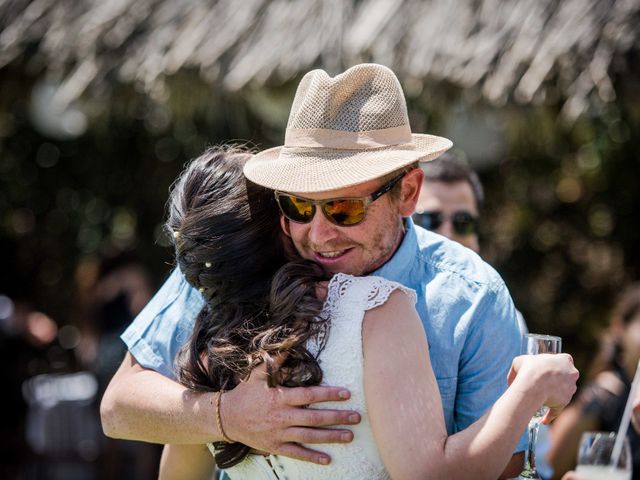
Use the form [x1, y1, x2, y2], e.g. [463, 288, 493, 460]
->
[523, 419, 541, 474]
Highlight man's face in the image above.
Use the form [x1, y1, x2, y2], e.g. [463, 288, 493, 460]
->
[414, 180, 480, 253]
[280, 169, 422, 276]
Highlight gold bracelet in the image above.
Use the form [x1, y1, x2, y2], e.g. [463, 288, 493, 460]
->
[215, 390, 234, 443]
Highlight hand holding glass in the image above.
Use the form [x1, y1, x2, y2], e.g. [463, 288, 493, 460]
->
[518, 334, 562, 480]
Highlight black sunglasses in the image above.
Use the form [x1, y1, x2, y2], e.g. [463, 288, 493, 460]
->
[413, 210, 479, 236]
[275, 173, 405, 227]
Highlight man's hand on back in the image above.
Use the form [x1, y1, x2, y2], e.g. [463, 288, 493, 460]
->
[100, 352, 359, 464]
[223, 362, 361, 465]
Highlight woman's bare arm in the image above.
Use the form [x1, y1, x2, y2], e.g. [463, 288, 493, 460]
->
[546, 404, 599, 478]
[363, 290, 578, 480]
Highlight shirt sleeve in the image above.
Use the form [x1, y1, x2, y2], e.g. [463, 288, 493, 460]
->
[120, 268, 205, 379]
[454, 279, 528, 453]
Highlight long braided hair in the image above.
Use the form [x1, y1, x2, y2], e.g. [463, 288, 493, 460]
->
[166, 146, 330, 468]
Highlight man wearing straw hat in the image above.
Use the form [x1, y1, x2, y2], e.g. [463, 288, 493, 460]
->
[102, 64, 528, 476]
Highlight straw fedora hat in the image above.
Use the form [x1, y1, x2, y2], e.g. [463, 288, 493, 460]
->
[243, 63, 452, 193]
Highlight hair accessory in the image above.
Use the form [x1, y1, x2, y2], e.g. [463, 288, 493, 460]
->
[205, 262, 212, 268]
[215, 390, 234, 443]
[173, 230, 180, 239]
[244, 63, 452, 193]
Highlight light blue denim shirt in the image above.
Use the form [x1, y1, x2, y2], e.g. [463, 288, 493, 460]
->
[121, 266, 205, 378]
[122, 218, 526, 450]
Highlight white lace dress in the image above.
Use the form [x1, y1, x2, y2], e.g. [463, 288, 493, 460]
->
[211, 273, 416, 480]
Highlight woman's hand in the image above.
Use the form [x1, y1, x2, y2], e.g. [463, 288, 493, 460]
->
[507, 354, 579, 424]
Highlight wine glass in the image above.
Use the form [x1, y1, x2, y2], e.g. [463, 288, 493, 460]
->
[518, 333, 562, 480]
[575, 431, 631, 480]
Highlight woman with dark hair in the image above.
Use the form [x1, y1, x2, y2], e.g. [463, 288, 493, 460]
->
[549, 284, 640, 479]
[158, 146, 578, 480]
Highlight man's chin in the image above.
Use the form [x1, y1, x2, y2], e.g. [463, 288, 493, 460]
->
[322, 263, 368, 277]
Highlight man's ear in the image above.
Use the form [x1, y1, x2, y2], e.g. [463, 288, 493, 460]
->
[280, 215, 291, 238]
[396, 167, 424, 217]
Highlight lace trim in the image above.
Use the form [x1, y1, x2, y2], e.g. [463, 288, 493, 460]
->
[324, 273, 417, 313]
[307, 273, 416, 355]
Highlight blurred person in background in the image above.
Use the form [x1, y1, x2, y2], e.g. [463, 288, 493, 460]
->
[75, 251, 154, 392]
[413, 152, 482, 253]
[558, 391, 640, 480]
[547, 283, 640, 479]
[74, 251, 161, 480]
[0, 295, 58, 479]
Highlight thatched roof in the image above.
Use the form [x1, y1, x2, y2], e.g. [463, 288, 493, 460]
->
[1, 0, 639, 120]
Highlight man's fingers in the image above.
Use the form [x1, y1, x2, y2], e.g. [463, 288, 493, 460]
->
[276, 442, 331, 465]
[291, 406, 361, 427]
[285, 385, 352, 406]
[286, 426, 353, 444]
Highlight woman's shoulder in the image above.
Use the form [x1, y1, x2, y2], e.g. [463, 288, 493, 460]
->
[326, 273, 417, 311]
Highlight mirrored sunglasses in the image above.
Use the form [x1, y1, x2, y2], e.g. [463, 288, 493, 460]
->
[275, 173, 405, 227]
[413, 210, 479, 236]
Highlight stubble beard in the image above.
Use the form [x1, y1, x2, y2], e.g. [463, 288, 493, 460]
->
[301, 214, 404, 277]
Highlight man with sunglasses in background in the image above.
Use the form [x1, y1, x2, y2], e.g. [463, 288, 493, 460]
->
[413, 152, 483, 253]
[101, 64, 545, 478]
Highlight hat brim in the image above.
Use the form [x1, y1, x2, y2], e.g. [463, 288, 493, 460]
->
[244, 134, 452, 193]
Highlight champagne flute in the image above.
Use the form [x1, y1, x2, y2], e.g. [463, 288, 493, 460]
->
[518, 333, 562, 480]
[575, 431, 631, 480]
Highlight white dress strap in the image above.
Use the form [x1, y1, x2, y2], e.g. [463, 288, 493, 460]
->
[325, 272, 417, 313]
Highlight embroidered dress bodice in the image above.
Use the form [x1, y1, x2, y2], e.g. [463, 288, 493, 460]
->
[211, 273, 416, 480]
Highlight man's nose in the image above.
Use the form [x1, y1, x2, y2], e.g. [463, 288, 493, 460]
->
[308, 208, 339, 244]
[436, 219, 455, 239]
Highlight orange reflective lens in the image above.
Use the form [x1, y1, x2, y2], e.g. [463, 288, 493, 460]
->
[288, 196, 315, 221]
[323, 199, 366, 225]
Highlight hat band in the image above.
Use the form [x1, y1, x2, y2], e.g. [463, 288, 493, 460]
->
[284, 124, 412, 150]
